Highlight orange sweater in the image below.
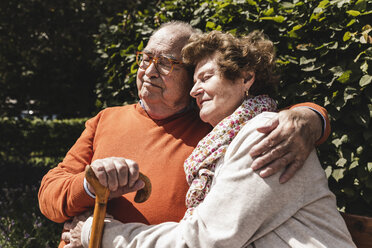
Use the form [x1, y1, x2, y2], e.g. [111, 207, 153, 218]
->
[38, 102, 329, 247]
[39, 104, 211, 224]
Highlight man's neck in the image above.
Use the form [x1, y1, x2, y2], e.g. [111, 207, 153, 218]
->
[139, 100, 191, 120]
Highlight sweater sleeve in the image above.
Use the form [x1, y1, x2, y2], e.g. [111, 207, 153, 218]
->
[81, 112, 310, 248]
[38, 114, 100, 223]
[288, 102, 331, 145]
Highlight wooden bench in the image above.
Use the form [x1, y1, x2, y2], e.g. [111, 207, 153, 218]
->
[341, 213, 372, 248]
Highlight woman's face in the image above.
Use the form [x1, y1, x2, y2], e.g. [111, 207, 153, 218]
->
[190, 53, 252, 126]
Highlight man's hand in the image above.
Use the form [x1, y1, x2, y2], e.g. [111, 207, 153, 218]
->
[249, 108, 322, 183]
[87, 157, 145, 199]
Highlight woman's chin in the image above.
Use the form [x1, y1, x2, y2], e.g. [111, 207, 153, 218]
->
[199, 113, 210, 125]
[200, 114, 217, 126]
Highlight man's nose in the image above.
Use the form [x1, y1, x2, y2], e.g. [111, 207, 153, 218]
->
[145, 60, 159, 78]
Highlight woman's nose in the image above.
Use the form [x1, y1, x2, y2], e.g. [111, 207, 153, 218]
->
[190, 82, 202, 98]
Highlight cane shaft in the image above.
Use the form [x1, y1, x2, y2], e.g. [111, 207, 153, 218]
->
[90, 200, 109, 248]
[85, 165, 110, 248]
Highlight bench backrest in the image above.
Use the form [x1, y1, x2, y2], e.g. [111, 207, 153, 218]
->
[341, 212, 372, 248]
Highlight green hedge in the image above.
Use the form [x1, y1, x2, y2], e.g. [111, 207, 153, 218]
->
[0, 117, 87, 247]
[94, 0, 372, 216]
[0, 117, 87, 169]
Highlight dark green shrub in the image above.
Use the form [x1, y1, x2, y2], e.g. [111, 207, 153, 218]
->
[0, 184, 61, 248]
[0, 0, 145, 118]
[0, 117, 86, 247]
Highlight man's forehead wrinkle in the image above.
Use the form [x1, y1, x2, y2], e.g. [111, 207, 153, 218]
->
[145, 36, 183, 59]
[141, 49, 177, 60]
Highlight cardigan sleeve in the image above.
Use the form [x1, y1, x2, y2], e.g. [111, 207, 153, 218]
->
[38, 114, 101, 223]
[288, 102, 331, 145]
[81, 112, 311, 248]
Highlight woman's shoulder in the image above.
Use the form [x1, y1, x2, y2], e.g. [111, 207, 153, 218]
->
[238, 111, 278, 137]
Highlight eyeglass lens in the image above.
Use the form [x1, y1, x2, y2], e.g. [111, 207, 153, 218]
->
[137, 53, 174, 75]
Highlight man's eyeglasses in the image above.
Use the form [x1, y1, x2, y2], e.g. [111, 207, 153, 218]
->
[136, 51, 183, 76]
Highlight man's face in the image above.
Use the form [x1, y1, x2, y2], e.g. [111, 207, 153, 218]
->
[136, 28, 193, 118]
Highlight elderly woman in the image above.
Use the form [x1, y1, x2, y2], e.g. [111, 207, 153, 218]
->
[71, 31, 355, 248]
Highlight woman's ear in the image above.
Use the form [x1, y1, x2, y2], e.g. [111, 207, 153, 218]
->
[243, 71, 255, 92]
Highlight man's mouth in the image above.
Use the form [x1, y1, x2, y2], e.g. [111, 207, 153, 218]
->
[143, 81, 161, 88]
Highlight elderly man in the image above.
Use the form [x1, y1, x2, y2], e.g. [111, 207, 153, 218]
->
[38, 21, 329, 248]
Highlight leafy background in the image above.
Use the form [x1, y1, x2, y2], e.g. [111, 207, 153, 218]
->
[0, 0, 371, 247]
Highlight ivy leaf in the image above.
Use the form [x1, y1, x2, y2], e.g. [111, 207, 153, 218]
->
[299, 56, 316, 65]
[325, 166, 333, 178]
[318, 0, 330, 8]
[330, 0, 349, 8]
[360, 61, 369, 73]
[310, 9, 323, 22]
[336, 158, 348, 167]
[346, 19, 356, 27]
[344, 86, 358, 102]
[260, 16, 285, 23]
[206, 21, 216, 29]
[368, 162, 372, 172]
[282, 2, 296, 9]
[130, 63, 137, 74]
[262, 8, 274, 16]
[350, 161, 359, 170]
[247, 0, 257, 6]
[360, 75, 372, 87]
[332, 137, 343, 147]
[190, 17, 201, 26]
[343, 31, 352, 41]
[332, 168, 346, 181]
[346, 10, 361, 16]
[330, 66, 344, 77]
[337, 70, 352, 83]
[137, 41, 144, 51]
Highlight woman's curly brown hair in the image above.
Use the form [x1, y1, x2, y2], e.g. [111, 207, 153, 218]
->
[182, 30, 278, 96]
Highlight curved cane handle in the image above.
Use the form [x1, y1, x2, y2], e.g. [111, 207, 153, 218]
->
[134, 172, 152, 203]
[84, 165, 152, 248]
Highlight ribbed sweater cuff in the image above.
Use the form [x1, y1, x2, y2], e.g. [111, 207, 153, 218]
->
[70, 172, 95, 209]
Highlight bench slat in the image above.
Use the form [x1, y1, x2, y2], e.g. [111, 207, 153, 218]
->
[341, 213, 372, 248]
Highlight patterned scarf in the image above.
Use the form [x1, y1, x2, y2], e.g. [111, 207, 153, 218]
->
[183, 95, 277, 218]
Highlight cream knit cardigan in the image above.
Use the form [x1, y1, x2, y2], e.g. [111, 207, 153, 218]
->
[81, 112, 355, 248]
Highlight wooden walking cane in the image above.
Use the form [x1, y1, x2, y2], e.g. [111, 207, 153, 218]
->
[85, 165, 110, 248]
[85, 165, 152, 248]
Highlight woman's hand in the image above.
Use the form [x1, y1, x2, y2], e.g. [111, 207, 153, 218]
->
[62, 211, 92, 248]
[87, 157, 145, 199]
[249, 108, 322, 183]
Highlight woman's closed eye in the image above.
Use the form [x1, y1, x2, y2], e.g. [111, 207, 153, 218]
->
[202, 74, 213, 82]
[194, 72, 213, 84]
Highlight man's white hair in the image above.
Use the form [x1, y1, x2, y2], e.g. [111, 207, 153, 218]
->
[150, 21, 201, 48]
